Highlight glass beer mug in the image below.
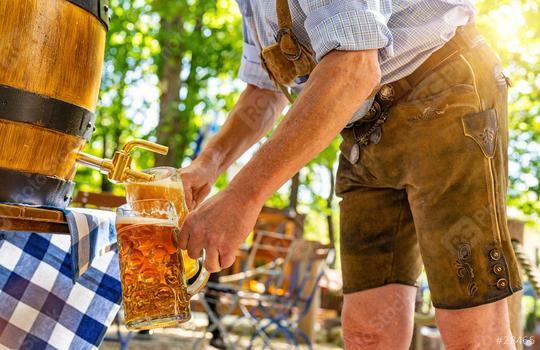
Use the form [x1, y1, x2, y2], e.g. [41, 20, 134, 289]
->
[124, 167, 198, 279]
[116, 199, 209, 330]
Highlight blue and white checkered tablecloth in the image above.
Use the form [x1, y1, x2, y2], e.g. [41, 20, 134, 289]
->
[0, 208, 122, 350]
[63, 209, 118, 281]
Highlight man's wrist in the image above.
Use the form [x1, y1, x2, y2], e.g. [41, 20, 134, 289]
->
[194, 147, 224, 180]
[224, 179, 267, 208]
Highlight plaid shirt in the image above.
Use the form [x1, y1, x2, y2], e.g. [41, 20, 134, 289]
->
[236, 0, 475, 121]
[0, 209, 121, 350]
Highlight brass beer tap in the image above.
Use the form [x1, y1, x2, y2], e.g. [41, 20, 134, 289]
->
[76, 140, 169, 183]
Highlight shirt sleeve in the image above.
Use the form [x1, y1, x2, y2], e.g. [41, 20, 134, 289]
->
[236, 0, 280, 91]
[302, 0, 394, 62]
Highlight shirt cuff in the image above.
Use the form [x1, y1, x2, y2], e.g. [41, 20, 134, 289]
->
[237, 43, 280, 91]
[305, 2, 394, 62]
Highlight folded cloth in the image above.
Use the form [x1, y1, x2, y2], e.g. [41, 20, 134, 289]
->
[0, 208, 122, 350]
[63, 208, 117, 281]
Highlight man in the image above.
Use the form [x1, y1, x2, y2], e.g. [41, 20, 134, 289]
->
[179, 0, 521, 348]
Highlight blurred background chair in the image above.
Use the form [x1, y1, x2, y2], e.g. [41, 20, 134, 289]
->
[196, 230, 333, 350]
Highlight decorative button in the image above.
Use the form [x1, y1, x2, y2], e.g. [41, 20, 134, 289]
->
[349, 143, 360, 164]
[365, 101, 381, 121]
[379, 85, 394, 101]
[496, 278, 508, 289]
[489, 248, 501, 261]
[493, 264, 504, 275]
[370, 127, 382, 145]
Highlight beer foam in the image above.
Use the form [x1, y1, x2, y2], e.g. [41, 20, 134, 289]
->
[148, 179, 182, 188]
[116, 216, 175, 226]
[126, 178, 182, 189]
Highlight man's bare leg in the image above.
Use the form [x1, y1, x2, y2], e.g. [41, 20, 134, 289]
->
[342, 284, 416, 350]
[436, 299, 516, 350]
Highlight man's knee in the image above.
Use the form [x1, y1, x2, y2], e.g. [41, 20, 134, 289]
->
[341, 284, 416, 349]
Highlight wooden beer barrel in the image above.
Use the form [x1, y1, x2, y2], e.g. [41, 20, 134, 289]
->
[0, 0, 109, 208]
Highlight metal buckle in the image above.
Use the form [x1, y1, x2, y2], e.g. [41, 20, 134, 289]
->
[295, 75, 309, 84]
[362, 101, 382, 123]
[276, 28, 302, 61]
[378, 85, 394, 101]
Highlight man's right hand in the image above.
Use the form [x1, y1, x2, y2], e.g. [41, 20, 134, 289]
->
[177, 158, 218, 211]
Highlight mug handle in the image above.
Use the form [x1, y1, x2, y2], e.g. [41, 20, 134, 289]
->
[186, 249, 210, 297]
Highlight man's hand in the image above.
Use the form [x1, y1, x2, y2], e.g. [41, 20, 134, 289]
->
[175, 85, 286, 271]
[178, 188, 260, 272]
[178, 157, 218, 211]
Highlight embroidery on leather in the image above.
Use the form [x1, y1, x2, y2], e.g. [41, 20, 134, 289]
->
[479, 127, 496, 153]
[462, 109, 498, 158]
[409, 106, 445, 121]
[456, 243, 478, 297]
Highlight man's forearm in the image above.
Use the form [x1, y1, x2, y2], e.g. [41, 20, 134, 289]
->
[195, 84, 288, 179]
[226, 50, 381, 205]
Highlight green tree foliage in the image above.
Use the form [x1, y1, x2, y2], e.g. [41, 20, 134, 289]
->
[475, 0, 540, 220]
[152, 0, 242, 166]
[75, 0, 242, 193]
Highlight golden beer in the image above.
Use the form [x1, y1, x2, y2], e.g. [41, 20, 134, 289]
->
[115, 199, 209, 330]
[117, 217, 190, 329]
[125, 167, 198, 279]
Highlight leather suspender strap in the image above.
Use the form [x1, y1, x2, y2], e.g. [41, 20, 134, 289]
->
[275, 0, 298, 103]
[252, 1, 295, 103]
[276, 0, 293, 31]
[256, 0, 316, 103]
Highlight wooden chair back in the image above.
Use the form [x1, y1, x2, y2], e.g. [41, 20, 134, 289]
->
[244, 230, 331, 300]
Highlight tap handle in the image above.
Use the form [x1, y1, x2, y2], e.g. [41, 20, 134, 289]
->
[115, 139, 169, 183]
[122, 140, 168, 155]
[76, 139, 169, 183]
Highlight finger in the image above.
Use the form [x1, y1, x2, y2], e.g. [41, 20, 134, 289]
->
[186, 228, 204, 260]
[178, 215, 192, 250]
[219, 251, 236, 270]
[193, 184, 211, 208]
[187, 247, 203, 260]
[185, 191, 195, 212]
[205, 248, 221, 273]
[192, 188, 204, 209]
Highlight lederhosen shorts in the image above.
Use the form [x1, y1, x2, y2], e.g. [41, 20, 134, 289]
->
[337, 25, 522, 309]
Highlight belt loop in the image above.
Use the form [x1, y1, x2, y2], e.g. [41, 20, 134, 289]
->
[454, 24, 480, 50]
[459, 26, 473, 48]
[448, 30, 465, 51]
[395, 78, 412, 99]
